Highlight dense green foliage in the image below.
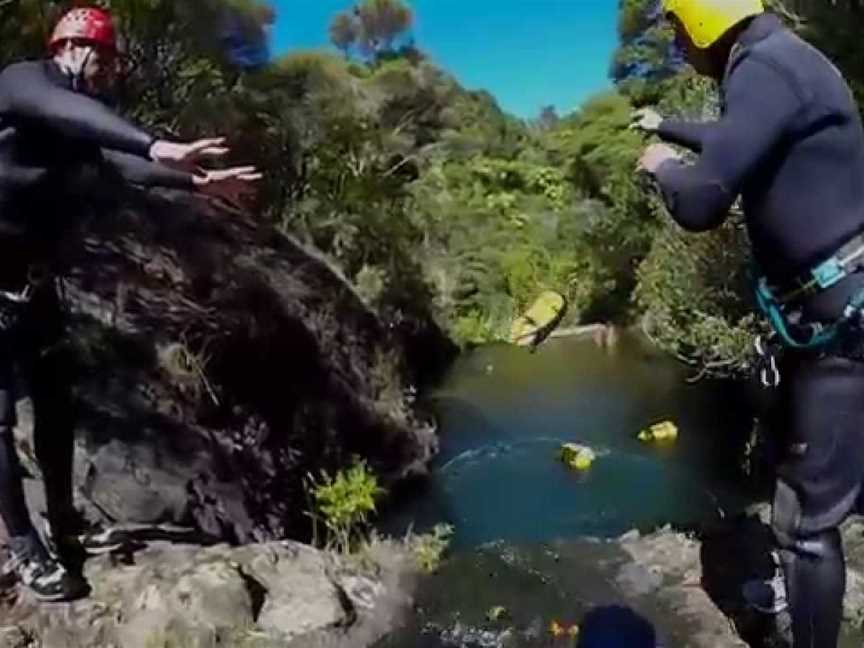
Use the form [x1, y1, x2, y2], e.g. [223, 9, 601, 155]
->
[306, 459, 385, 553]
[1, 0, 861, 374]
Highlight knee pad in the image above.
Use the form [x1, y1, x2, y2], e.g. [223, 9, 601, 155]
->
[776, 525, 842, 562]
[780, 528, 843, 560]
[772, 478, 802, 549]
[773, 479, 845, 561]
[792, 530, 842, 560]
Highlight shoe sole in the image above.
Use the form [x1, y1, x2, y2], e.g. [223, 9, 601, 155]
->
[747, 602, 789, 615]
[28, 584, 88, 603]
[80, 543, 125, 555]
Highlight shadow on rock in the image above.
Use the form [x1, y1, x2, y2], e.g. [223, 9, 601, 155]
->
[104, 525, 224, 565]
[577, 605, 656, 648]
[699, 512, 787, 647]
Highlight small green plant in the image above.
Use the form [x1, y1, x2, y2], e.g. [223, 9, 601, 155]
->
[452, 310, 500, 346]
[306, 458, 385, 554]
[407, 523, 454, 573]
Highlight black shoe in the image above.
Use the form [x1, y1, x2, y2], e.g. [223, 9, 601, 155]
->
[43, 513, 126, 558]
[5, 534, 88, 602]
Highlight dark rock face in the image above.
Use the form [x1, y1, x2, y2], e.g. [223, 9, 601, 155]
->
[20, 189, 450, 543]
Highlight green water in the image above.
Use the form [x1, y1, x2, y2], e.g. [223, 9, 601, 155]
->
[381, 333, 754, 549]
[376, 334, 864, 647]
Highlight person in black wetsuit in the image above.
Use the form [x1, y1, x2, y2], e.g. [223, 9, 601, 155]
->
[636, 1, 864, 646]
[0, 6, 261, 601]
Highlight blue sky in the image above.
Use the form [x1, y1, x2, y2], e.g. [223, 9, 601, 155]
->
[269, 1, 618, 119]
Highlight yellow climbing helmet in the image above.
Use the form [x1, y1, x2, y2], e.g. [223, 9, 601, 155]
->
[662, 0, 764, 49]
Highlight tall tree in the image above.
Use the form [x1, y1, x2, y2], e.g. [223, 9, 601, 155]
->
[537, 105, 560, 130]
[610, 0, 680, 103]
[354, 0, 413, 58]
[329, 11, 358, 58]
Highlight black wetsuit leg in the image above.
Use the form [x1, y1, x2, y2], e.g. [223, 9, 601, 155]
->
[0, 302, 34, 537]
[769, 351, 864, 648]
[19, 286, 76, 530]
[778, 526, 845, 648]
[0, 283, 75, 539]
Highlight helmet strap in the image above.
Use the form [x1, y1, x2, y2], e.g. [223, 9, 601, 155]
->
[54, 43, 95, 93]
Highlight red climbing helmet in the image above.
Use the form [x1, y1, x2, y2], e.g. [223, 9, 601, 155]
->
[48, 7, 117, 53]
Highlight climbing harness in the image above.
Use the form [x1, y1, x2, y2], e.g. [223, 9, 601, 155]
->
[754, 233, 864, 351]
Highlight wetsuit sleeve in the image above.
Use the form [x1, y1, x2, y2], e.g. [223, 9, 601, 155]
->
[657, 120, 715, 153]
[101, 149, 196, 189]
[0, 63, 154, 157]
[653, 57, 803, 232]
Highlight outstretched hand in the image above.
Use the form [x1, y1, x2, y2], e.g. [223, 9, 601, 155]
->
[637, 143, 680, 175]
[629, 107, 663, 133]
[149, 137, 262, 210]
[192, 165, 263, 211]
[149, 137, 230, 172]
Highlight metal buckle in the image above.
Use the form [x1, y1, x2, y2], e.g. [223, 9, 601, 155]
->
[811, 257, 845, 290]
[776, 235, 864, 304]
[755, 334, 781, 388]
[0, 284, 31, 304]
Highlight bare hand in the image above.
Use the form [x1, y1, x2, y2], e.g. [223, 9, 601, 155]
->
[637, 143, 680, 175]
[192, 165, 263, 210]
[149, 137, 230, 172]
[629, 107, 663, 133]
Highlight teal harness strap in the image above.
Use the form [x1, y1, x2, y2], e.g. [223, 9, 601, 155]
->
[754, 277, 838, 349]
[752, 234, 864, 350]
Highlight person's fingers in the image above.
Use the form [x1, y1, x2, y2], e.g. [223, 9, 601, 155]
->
[210, 167, 262, 181]
[190, 137, 227, 152]
[185, 138, 229, 161]
[225, 165, 259, 176]
[189, 147, 229, 160]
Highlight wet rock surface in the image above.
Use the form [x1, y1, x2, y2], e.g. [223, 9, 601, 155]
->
[0, 537, 417, 648]
[377, 509, 864, 648]
[376, 532, 749, 648]
[3, 505, 864, 646]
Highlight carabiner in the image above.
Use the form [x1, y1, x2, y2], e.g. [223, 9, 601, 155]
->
[755, 334, 781, 388]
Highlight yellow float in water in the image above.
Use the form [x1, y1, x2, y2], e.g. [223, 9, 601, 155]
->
[549, 620, 566, 638]
[559, 443, 596, 470]
[510, 291, 567, 349]
[548, 620, 580, 638]
[486, 605, 508, 621]
[638, 420, 679, 443]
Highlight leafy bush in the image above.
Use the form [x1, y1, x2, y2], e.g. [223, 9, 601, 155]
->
[634, 217, 764, 374]
[305, 459, 385, 554]
[406, 523, 455, 573]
